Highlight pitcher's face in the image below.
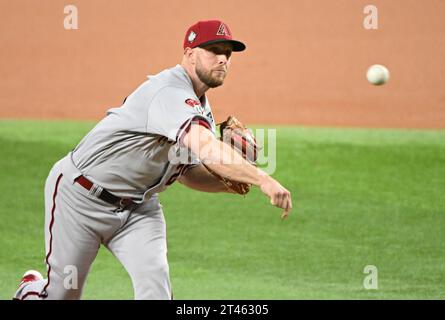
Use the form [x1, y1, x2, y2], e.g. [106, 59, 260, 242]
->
[194, 42, 233, 88]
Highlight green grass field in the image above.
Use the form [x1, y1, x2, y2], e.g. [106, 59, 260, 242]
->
[1, 120, 444, 299]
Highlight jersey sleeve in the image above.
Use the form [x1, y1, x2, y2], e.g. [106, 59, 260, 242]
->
[147, 86, 212, 142]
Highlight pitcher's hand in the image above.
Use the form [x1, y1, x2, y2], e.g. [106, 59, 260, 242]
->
[260, 177, 293, 219]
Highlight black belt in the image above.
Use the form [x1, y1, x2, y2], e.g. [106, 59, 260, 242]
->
[74, 175, 135, 209]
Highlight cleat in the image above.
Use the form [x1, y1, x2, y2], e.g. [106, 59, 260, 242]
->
[13, 270, 44, 300]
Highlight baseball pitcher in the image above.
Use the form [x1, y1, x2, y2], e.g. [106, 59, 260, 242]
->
[13, 19, 292, 300]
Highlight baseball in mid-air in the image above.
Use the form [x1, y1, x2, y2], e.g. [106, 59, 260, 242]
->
[366, 64, 390, 85]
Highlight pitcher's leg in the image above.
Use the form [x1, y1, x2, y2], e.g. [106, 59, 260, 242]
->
[106, 206, 172, 300]
[19, 172, 100, 299]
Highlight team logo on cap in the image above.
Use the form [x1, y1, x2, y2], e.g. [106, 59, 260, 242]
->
[188, 31, 197, 43]
[216, 23, 230, 36]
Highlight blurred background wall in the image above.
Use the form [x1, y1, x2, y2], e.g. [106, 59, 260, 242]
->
[0, 0, 444, 128]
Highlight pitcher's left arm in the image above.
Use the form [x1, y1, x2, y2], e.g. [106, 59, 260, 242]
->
[178, 164, 233, 193]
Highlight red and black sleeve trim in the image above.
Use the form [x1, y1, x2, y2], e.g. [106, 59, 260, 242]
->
[176, 116, 212, 145]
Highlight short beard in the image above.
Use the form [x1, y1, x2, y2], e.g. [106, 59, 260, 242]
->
[196, 59, 225, 88]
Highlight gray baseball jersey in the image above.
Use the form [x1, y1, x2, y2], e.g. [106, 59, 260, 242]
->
[16, 64, 216, 300]
[73, 64, 216, 200]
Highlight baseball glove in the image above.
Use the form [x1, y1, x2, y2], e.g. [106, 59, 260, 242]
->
[204, 115, 258, 195]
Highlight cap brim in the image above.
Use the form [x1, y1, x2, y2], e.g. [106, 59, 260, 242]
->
[198, 39, 246, 52]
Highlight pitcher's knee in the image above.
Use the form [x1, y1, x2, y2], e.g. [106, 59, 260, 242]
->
[132, 261, 171, 300]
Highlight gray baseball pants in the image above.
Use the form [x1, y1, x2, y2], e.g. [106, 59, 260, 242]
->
[18, 155, 172, 300]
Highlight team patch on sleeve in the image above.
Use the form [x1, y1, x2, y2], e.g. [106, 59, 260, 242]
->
[185, 98, 206, 115]
[185, 98, 201, 107]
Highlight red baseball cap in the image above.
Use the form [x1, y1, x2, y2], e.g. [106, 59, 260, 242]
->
[183, 20, 246, 52]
